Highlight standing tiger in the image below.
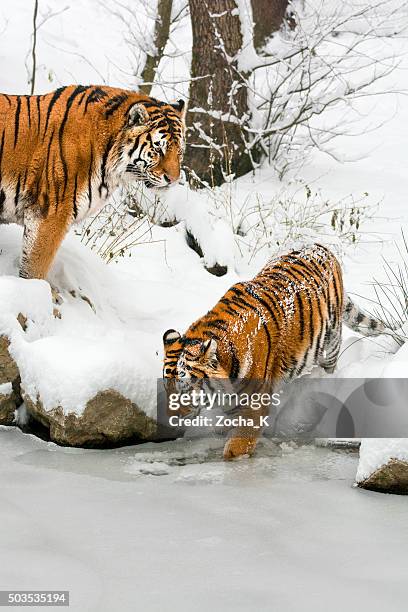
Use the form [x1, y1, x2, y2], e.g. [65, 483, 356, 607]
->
[0, 85, 185, 279]
[163, 243, 394, 460]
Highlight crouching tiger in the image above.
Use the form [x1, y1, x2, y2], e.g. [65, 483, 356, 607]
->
[0, 85, 185, 279]
[163, 243, 394, 460]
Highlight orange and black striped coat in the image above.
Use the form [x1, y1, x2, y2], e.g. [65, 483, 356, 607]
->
[163, 243, 391, 459]
[0, 85, 185, 279]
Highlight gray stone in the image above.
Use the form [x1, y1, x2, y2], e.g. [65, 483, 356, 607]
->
[0, 336, 19, 385]
[24, 389, 157, 447]
[0, 385, 16, 426]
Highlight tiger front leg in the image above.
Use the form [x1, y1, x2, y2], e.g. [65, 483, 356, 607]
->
[223, 405, 267, 460]
[20, 209, 69, 281]
[223, 434, 258, 460]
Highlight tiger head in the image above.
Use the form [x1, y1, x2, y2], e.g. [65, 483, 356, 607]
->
[120, 98, 186, 189]
[162, 330, 229, 379]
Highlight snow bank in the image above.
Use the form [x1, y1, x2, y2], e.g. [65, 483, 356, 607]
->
[0, 192, 404, 428]
[0, 215, 238, 423]
[0, 226, 161, 418]
[381, 341, 408, 377]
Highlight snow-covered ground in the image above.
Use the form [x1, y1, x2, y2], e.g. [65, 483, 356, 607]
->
[1, 427, 408, 612]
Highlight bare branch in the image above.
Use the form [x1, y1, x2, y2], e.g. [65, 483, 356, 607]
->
[29, 0, 39, 94]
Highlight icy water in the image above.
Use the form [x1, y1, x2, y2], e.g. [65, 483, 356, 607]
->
[0, 427, 407, 612]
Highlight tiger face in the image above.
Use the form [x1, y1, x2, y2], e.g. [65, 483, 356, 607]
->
[162, 330, 229, 379]
[121, 100, 185, 189]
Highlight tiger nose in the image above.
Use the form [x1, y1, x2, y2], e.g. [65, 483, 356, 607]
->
[164, 171, 179, 184]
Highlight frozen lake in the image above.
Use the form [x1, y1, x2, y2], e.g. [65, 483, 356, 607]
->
[0, 427, 407, 612]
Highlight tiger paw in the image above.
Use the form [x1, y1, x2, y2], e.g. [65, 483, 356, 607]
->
[223, 437, 257, 460]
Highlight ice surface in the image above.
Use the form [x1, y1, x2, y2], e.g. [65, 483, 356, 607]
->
[1, 429, 407, 612]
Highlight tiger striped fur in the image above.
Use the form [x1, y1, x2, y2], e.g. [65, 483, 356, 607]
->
[0, 85, 185, 279]
[163, 243, 393, 459]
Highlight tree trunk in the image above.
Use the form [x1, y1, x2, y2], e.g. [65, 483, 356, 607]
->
[185, 0, 253, 187]
[140, 0, 173, 95]
[251, 0, 293, 51]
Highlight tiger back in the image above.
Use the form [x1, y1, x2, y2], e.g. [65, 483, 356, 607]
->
[164, 244, 344, 382]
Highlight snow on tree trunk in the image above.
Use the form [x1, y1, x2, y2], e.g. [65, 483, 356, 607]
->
[356, 439, 408, 494]
[185, 0, 253, 187]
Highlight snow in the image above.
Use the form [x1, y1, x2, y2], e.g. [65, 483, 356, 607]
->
[1, 1, 122, 93]
[357, 439, 408, 482]
[0, 383, 12, 396]
[1, 428, 408, 612]
[235, 0, 262, 73]
[0, 221, 229, 417]
[382, 341, 408, 377]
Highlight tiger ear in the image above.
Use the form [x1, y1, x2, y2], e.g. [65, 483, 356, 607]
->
[127, 103, 149, 127]
[163, 329, 181, 347]
[200, 338, 218, 362]
[171, 99, 186, 121]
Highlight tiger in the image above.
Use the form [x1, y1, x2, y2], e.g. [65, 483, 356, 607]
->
[0, 85, 185, 280]
[163, 243, 395, 460]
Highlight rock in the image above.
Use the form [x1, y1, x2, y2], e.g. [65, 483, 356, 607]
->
[17, 313, 27, 331]
[2, 321, 159, 447]
[0, 336, 19, 385]
[24, 389, 158, 447]
[0, 384, 16, 426]
[205, 263, 228, 277]
[358, 458, 408, 495]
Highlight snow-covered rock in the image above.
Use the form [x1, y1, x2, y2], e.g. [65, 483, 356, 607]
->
[0, 302, 159, 445]
[356, 439, 408, 494]
[0, 225, 163, 445]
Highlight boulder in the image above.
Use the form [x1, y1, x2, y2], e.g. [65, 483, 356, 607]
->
[358, 458, 408, 495]
[0, 336, 19, 385]
[1, 316, 159, 448]
[23, 389, 157, 447]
